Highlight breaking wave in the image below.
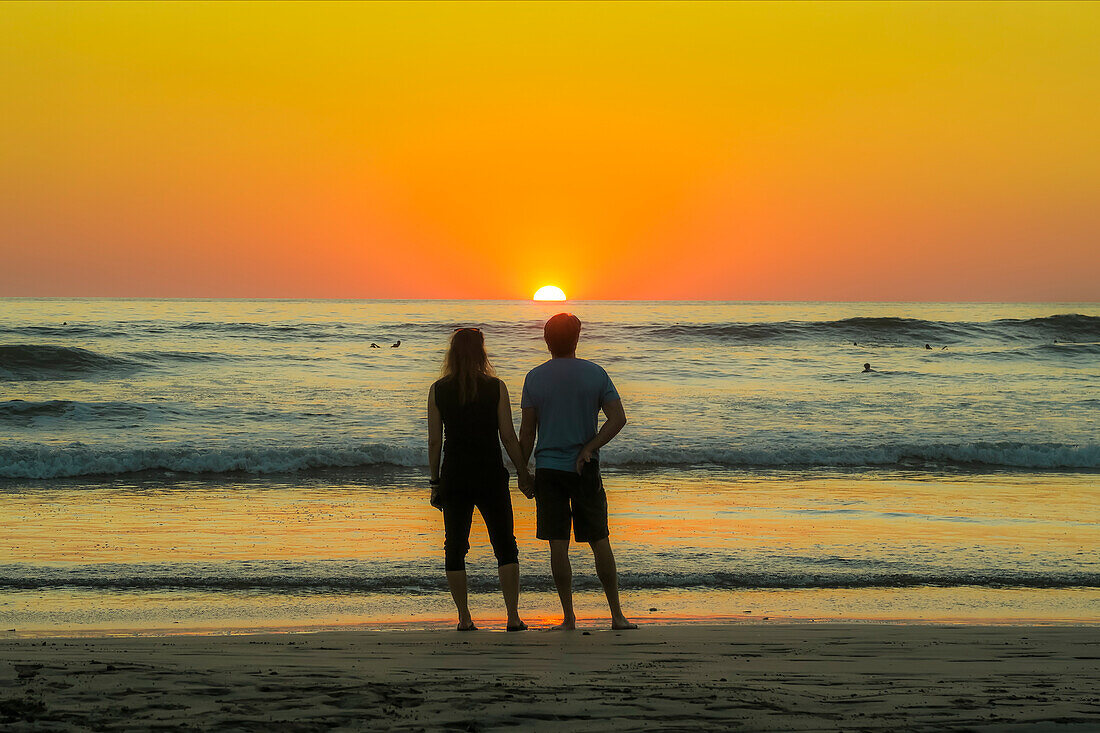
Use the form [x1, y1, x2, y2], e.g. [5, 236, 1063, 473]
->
[0, 400, 169, 421]
[1, 440, 1096, 479]
[0, 565, 1095, 592]
[644, 314, 1100, 344]
[0, 344, 228, 381]
[0, 344, 136, 380]
[606, 442, 1100, 470]
[0, 442, 422, 479]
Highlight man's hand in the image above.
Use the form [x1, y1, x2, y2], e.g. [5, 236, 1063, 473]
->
[517, 467, 535, 499]
[575, 444, 595, 475]
[573, 400, 625, 474]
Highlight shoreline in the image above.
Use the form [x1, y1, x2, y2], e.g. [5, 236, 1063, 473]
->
[6, 612, 1100, 641]
[2, 624, 1097, 730]
[7, 585, 1098, 640]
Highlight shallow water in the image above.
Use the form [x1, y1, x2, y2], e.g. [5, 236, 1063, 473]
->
[0, 467, 1096, 633]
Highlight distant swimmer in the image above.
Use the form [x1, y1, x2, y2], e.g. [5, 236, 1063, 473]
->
[370, 343, 380, 348]
[862, 363, 874, 373]
[924, 343, 932, 350]
[391, 340, 401, 348]
[62, 322, 68, 326]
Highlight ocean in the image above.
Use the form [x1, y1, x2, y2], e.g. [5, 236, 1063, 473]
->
[1, 299, 1097, 634]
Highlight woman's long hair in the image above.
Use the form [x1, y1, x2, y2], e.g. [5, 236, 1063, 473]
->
[441, 328, 495, 404]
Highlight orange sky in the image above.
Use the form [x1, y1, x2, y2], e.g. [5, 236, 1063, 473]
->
[1, 1, 1098, 300]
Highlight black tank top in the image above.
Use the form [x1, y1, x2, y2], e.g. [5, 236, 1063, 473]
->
[434, 374, 504, 480]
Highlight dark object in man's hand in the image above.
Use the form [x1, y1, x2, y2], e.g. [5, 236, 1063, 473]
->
[430, 484, 444, 511]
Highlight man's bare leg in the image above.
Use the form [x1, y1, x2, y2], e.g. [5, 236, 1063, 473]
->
[497, 562, 527, 631]
[590, 537, 637, 629]
[549, 539, 576, 629]
[446, 570, 476, 630]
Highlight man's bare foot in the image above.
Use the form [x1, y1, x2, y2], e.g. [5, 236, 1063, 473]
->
[457, 620, 477, 631]
[611, 616, 638, 630]
[506, 620, 528, 632]
[551, 617, 576, 630]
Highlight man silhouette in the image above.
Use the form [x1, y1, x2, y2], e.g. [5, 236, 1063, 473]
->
[519, 313, 636, 630]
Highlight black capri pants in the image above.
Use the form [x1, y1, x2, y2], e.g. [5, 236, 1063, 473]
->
[441, 468, 519, 572]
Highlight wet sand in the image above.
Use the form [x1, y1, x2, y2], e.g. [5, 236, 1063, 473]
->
[2, 624, 1099, 730]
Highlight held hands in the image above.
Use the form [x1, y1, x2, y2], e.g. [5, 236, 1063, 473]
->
[517, 467, 535, 499]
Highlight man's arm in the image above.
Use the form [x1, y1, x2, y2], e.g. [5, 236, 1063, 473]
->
[519, 406, 538, 468]
[575, 398, 627, 474]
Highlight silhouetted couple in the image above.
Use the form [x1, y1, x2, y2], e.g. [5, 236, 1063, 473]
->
[426, 313, 636, 631]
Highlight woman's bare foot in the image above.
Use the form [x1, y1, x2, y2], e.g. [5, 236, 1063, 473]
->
[611, 616, 638, 630]
[506, 620, 528, 632]
[551, 616, 577, 630]
[457, 617, 477, 631]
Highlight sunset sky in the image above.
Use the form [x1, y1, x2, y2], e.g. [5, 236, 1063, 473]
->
[2, 1, 1098, 301]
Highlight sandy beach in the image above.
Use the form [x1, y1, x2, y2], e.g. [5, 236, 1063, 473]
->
[2, 623, 1098, 731]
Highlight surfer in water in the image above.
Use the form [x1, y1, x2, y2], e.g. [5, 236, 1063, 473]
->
[862, 363, 874, 373]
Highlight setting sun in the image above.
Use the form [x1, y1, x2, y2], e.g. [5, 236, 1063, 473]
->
[533, 285, 567, 301]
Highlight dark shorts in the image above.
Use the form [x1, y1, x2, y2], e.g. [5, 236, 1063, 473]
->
[535, 461, 609, 543]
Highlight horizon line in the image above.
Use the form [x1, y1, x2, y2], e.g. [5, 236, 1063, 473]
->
[1, 296, 1099, 305]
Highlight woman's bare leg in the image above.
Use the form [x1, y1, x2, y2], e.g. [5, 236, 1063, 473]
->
[446, 570, 476, 630]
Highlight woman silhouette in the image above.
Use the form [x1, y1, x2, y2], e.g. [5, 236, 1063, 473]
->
[427, 328, 532, 631]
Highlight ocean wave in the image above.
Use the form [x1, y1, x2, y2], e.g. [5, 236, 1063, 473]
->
[0, 442, 423, 479]
[0, 344, 137, 381]
[645, 317, 964, 343]
[999, 313, 1100, 338]
[0, 569, 1095, 592]
[0, 324, 126, 338]
[932, 342, 1100, 361]
[0, 344, 232, 381]
[605, 442, 1100, 469]
[0, 319, 532, 338]
[644, 314, 1100, 344]
[1030, 341, 1100, 356]
[1, 440, 1096, 479]
[2, 313, 1095, 346]
[0, 400, 167, 421]
[124, 350, 230, 363]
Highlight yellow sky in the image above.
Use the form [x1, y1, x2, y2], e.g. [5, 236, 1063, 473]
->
[1, 1, 1098, 299]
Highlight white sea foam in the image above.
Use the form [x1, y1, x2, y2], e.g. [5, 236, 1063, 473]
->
[1, 559, 1095, 591]
[604, 442, 1100, 470]
[0, 443, 422, 479]
[2, 440, 1096, 479]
